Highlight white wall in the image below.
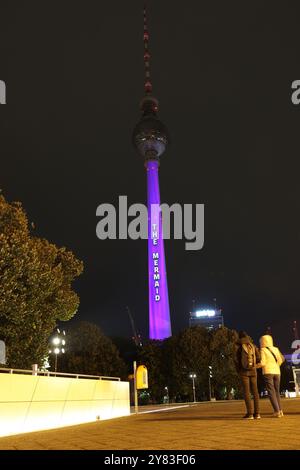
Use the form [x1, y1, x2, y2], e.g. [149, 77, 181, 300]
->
[0, 373, 130, 437]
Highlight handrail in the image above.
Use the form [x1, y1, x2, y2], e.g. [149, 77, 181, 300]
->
[0, 367, 120, 381]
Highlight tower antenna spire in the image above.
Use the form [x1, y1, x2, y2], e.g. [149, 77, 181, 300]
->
[140, 3, 159, 116]
[143, 4, 152, 96]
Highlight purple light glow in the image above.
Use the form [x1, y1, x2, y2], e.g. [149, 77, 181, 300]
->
[146, 160, 172, 340]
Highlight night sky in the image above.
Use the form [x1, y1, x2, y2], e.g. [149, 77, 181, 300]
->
[0, 1, 300, 350]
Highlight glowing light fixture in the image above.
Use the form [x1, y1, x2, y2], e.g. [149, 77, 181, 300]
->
[49, 329, 66, 373]
[195, 309, 216, 318]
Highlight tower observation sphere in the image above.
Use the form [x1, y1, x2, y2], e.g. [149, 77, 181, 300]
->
[132, 96, 169, 161]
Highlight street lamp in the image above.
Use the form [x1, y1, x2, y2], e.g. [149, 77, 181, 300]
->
[208, 366, 213, 400]
[49, 329, 66, 373]
[164, 386, 169, 404]
[189, 373, 197, 403]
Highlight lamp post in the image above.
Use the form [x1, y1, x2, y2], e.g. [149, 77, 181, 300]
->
[208, 366, 213, 400]
[49, 329, 66, 374]
[189, 373, 197, 403]
[133, 361, 138, 414]
[164, 386, 169, 404]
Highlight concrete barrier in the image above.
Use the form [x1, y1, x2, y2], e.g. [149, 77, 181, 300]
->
[0, 370, 130, 437]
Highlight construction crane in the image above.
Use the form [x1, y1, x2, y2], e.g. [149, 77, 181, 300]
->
[126, 306, 142, 347]
[293, 320, 299, 341]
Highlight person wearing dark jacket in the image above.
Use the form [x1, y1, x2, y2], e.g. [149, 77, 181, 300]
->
[234, 331, 261, 419]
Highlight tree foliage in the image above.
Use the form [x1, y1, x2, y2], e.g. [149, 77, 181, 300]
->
[138, 340, 166, 402]
[0, 195, 83, 368]
[60, 321, 127, 378]
[210, 327, 241, 399]
[166, 327, 211, 401]
[136, 326, 241, 403]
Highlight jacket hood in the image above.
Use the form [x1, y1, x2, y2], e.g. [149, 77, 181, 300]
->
[238, 336, 252, 345]
[260, 335, 274, 348]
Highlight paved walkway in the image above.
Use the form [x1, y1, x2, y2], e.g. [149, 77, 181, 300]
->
[0, 399, 299, 450]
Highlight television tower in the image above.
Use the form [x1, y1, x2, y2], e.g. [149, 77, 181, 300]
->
[132, 4, 172, 340]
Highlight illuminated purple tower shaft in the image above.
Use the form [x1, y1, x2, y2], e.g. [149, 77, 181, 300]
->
[132, 5, 172, 339]
[147, 160, 171, 339]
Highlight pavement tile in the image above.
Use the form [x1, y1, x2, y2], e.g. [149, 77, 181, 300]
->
[0, 399, 299, 450]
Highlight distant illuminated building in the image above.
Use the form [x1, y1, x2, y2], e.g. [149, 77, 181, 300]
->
[189, 309, 224, 331]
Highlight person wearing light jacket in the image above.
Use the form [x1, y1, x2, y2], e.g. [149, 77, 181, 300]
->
[259, 335, 285, 418]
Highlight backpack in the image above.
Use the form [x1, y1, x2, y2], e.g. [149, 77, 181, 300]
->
[241, 343, 256, 370]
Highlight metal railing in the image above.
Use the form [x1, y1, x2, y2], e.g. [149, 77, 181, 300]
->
[0, 367, 120, 381]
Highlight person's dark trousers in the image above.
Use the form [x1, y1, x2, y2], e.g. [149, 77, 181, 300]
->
[264, 374, 281, 412]
[241, 375, 260, 415]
